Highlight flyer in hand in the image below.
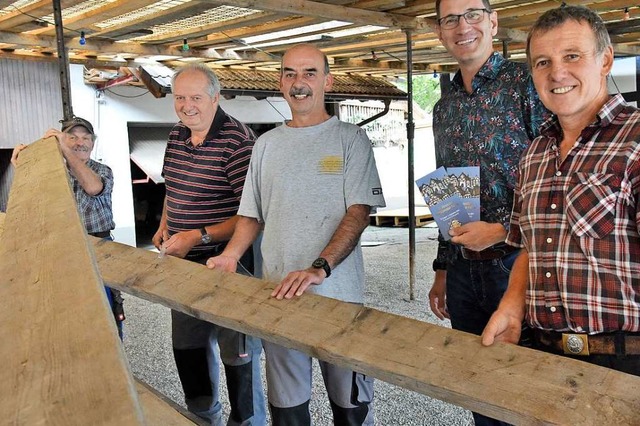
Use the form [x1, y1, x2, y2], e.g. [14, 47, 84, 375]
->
[415, 166, 474, 240]
[446, 167, 481, 221]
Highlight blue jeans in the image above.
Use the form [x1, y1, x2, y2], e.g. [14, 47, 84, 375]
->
[446, 248, 518, 426]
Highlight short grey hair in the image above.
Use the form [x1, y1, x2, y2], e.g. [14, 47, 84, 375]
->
[171, 63, 221, 97]
[527, 5, 611, 66]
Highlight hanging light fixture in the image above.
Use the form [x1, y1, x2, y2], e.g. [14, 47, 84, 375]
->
[182, 38, 190, 51]
[79, 31, 86, 46]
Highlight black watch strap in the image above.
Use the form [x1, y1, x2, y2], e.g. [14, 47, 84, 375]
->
[199, 227, 212, 244]
[432, 259, 447, 271]
[312, 257, 331, 278]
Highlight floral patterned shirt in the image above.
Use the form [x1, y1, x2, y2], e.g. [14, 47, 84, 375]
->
[433, 52, 549, 261]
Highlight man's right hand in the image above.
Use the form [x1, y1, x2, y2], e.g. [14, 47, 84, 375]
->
[428, 270, 449, 320]
[481, 308, 523, 346]
[11, 144, 28, 167]
[152, 226, 169, 250]
[206, 255, 238, 273]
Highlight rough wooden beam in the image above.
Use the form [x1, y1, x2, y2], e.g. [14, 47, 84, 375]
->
[136, 380, 205, 426]
[1, 138, 144, 425]
[27, 0, 162, 36]
[87, 1, 212, 40]
[206, 0, 432, 31]
[93, 238, 640, 425]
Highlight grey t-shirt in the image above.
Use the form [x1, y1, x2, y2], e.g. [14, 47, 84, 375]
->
[239, 116, 386, 303]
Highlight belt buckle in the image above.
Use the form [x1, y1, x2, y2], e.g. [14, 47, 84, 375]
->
[562, 333, 590, 356]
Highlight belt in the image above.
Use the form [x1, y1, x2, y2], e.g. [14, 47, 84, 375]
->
[459, 243, 518, 261]
[89, 230, 111, 238]
[533, 329, 640, 356]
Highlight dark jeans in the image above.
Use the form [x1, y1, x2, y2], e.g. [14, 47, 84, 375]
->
[446, 248, 519, 426]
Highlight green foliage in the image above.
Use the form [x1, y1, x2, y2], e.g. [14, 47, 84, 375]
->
[396, 74, 441, 113]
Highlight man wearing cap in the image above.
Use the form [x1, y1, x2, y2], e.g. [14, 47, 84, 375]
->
[11, 117, 123, 336]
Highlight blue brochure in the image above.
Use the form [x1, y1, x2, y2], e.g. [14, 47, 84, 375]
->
[416, 167, 472, 240]
[447, 166, 480, 221]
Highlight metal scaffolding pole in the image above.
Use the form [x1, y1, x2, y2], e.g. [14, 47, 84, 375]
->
[53, 0, 74, 121]
[405, 30, 416, 300]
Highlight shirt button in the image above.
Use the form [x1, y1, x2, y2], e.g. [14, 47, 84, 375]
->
[550, 306, 557, 313]
[555, 171, 562, 177]
[545, 272, 551, 278]
[551, 203, 557, 209]
[546, 238, 553, 243]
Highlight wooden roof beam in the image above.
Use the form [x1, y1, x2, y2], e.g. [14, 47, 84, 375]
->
[206, 0, 433, 31]
[26, 0, 162, 36]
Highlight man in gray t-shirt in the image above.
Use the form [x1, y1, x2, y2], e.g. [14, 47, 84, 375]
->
[207, 43, 385, 425]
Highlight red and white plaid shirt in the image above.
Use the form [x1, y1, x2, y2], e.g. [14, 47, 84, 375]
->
[507, 94, 640, 334]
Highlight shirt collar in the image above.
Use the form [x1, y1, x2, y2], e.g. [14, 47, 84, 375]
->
[452, 52, 505, 91]
[181, 107, 227, 145]
[539, 94, 626, 138]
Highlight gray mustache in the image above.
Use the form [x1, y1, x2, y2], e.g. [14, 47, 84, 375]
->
[290, 88, 312, 96]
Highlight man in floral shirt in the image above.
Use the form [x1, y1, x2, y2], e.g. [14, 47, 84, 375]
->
[428, 1, 548, 425]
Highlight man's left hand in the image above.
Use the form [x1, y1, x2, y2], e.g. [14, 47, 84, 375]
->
[449, 221, 506, 252]
[272, 268, 326, 300]
[161, 229, 200, 258]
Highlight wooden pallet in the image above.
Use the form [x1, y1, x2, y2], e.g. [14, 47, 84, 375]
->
[370, 207, 433, 228]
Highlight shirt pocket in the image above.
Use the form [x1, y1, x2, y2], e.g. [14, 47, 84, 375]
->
[565, 172, 620, 239]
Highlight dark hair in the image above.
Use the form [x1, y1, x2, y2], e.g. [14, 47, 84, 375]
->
[171, 63, 221, 97]
[280, 44, 330, 76]
[526, 5, 611, 64]
[435, 0, 492, 20]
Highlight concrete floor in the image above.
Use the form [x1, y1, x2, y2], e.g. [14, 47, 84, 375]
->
[123, 224, 473, 425]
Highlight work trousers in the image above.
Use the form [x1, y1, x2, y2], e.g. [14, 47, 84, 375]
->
[263, 338, 374, 425]
[172, 250, 266, 426]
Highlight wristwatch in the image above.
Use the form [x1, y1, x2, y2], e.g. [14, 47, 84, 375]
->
[432, 259, 447, 271]
[312, 257, 331, 278]
[199, 227, 212, 245]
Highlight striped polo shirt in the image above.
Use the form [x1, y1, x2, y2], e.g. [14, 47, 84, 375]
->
[162, 107, 255, 257]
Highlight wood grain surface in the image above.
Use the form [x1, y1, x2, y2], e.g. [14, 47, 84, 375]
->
[0, 138, 144, 425]
[93, 237, 640, 425]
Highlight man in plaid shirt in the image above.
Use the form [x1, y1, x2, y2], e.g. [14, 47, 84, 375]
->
[482, 5, 640, 375]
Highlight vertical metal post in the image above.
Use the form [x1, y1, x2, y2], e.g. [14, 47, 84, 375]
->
[405, 30, 416, 301]
[502, 40, 509, 59]
[53, 0, 74, 121]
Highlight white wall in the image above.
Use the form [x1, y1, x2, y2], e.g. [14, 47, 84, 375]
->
[373, 117, 435, 210]
[609, 57, 637, 107]
[68, 65, 291, 247]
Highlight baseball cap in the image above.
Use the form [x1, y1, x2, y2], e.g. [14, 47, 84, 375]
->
[61, 117, 95, 135]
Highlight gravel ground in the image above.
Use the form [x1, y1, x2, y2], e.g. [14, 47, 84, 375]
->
[123, 224, 473, 425]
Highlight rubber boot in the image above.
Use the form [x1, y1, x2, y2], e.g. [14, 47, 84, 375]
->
[269, 401, 311, 426]
[329, 399, 370, 426]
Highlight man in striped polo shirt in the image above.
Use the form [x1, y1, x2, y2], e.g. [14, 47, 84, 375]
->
[152, 64, 265, 425]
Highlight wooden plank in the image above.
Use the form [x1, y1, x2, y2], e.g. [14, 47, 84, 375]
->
[370, 207, 433, 227]
[92, 238, 640, 425]
[206, 0, 432, 31]
[136, 380, 205, 426]
[0, 138, 144, 425]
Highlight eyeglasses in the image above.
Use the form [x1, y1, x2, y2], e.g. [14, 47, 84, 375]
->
[437, 8, 491, 30]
